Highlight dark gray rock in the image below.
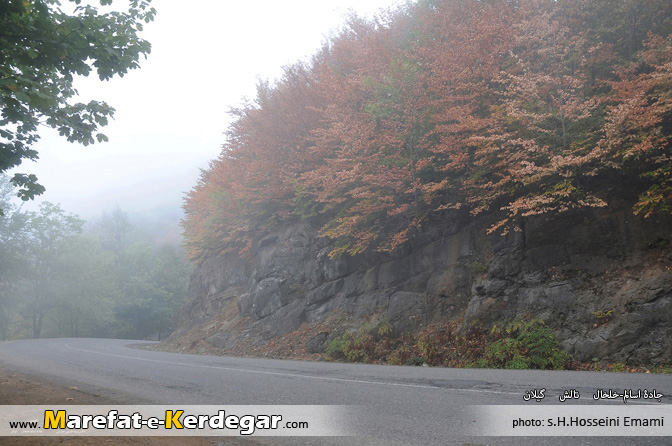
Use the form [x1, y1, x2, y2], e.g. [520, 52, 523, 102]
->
[306, 332, 330, 353]
[173, 205, 672, 366]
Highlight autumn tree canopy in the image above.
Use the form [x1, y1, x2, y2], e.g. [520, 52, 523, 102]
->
[183, 0, 672, 262]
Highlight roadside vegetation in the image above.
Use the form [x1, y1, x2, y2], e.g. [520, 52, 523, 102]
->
[326, 318, 573, 370]
[156, 309, 666, 373]
[321, 317, 666, 373]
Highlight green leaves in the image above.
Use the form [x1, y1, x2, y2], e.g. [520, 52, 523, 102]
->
[485, 319, 571, 370]
[0, 0, 154, 202]
[11, 173, 46, 201]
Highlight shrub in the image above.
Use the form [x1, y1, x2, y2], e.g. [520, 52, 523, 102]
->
[325, 335, 351, 360]
[326, 317, 571, 370]
[610, 363, 626, 373]
[326, 318, 395, 363]
[483, 319, 571, 370]
[405, 356, 426, 366]
[652, 364, 672, 374]
[388, 346, 411, 365]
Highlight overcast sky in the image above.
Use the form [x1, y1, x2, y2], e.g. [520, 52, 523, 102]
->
[14, 0, 404, 222]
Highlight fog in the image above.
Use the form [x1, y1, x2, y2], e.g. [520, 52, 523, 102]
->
[1, 0, 404, 340]
[12, 0, 403, 224]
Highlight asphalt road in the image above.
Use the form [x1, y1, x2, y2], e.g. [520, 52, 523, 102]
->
[0, 338, 671, 445]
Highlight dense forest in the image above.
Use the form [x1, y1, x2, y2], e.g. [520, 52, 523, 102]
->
[0, 176, 191, 340]
[183, 0, 672, 262]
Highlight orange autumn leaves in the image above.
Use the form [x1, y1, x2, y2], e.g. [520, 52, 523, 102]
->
[183, 0, 672, 261]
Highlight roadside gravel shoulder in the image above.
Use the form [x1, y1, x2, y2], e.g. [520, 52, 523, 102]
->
[0, 366, 255, 446]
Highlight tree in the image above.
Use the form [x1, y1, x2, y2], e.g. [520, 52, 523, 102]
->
[149, 244, 191, 337]
[0, 175, 29, 338]
[0, 196, 191, 339]
[460, 0, 609, 234]
[112, 241, 190, 339]
[0, 175, 28, 280]
[21, 202, 84, 338]
[95, 206, 133, 254]
[601, 34, 672, 218]
[48, 235, 116, 337]
[182, 0, 672, 261]
[0, 0, 155, 201]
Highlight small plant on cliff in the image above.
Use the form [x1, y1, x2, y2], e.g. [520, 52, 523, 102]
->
[377, 317, 393, 337]
[325, 332, 368, 362]
[609, 362, 627, 373]
[326, 319, 395, 363]
[468, 260, 488, 274]
[325, 336, 350, 360]
[474, 319, 571, 370]
[388, 346, 412, 365]
[592, 309, 614, 327]
[417, 334, 439, 364]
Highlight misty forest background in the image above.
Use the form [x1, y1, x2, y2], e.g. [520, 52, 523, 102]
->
[0, 176, 191, 340]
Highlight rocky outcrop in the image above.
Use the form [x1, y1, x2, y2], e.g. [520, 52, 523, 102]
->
[170, 203, 672, 365]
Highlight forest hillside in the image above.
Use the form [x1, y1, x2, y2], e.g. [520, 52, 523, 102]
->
[172, 0, 672, 367]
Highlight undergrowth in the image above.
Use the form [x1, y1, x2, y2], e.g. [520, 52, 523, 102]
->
[325, 318, 573, 370]
[326, 318, 393, 363]
[651, 364, 672, 374]
[471, 319, 571, 370]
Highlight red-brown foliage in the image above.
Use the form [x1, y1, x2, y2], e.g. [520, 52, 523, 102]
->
[183, 0, 672, 261]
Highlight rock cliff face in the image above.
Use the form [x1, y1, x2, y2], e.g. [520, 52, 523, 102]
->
[171, 203, 672, 365]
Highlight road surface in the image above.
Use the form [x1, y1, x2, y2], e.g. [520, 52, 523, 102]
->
[0, 338, 670, 445]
